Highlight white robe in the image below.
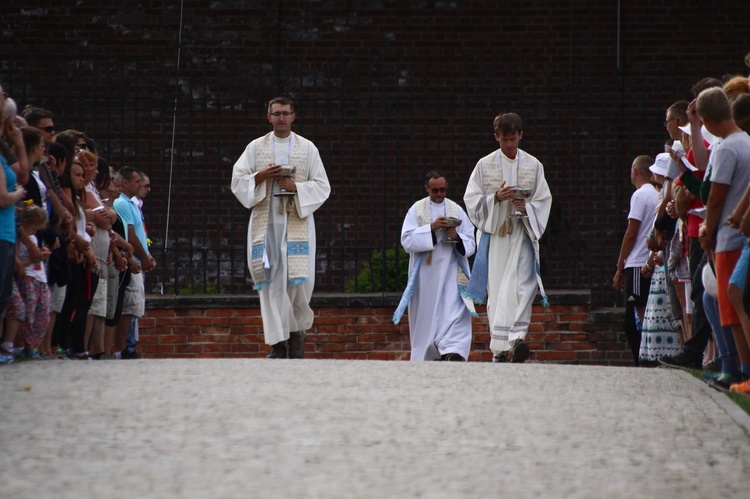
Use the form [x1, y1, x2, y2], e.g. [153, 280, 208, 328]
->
[231, 133, 330, 345]
[401, 199, 477, 360]
[464, 148, 552, 354]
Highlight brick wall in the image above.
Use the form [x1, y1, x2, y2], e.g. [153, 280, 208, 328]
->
[139, 291, 635, 366]
[2, 2, 747, 305]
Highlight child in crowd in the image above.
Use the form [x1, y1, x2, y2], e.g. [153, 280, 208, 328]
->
[1, 203, 51, 358]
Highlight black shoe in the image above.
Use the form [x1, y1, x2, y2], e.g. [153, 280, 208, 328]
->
[440, 353, 466, 362]
[493, 353, 508, 363]
[267, 341, 288, 359]
[658, 352, 701, 370]
[121, 349, 141, 360]
[511, 340, 530, 363]
[288, 331, 304, 359]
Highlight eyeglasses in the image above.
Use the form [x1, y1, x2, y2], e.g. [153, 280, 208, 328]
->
[429, 188, 447, 194]
[269, 111, 293, 117]
[39, 125, 55, 133]
[663, 117, 677, 128]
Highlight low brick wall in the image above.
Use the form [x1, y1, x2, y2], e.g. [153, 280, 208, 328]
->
[139, 290, 634, 366]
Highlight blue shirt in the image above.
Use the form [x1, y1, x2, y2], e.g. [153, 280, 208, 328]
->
[0, 156, 17, 244]
[114, 192, 148, 261]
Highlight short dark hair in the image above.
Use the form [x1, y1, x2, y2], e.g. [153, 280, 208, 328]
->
[267, 96, 295, 114]
[493, 113, 523, 134]
[424, 170, 445, 185]
[21, 105, 53, 127]
[117, 166, 142, 182]
[667, 101, 689, 123]
[691, 77, 723, 98]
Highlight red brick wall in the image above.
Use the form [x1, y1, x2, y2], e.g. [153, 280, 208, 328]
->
[139, 293, 633, 365]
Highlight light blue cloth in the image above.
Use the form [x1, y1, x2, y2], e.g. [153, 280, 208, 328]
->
[392, 253, 425, 324]
[393, 245, 476, 324]
[464, 232, 490, 304]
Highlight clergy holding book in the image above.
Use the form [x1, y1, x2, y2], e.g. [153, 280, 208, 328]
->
[394, 171, 477, 361]
[231, 97, 330, 359]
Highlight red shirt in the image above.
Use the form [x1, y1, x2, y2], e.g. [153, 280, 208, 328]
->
[678, 142, 708, 238]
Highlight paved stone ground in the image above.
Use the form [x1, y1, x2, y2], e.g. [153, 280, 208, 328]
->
[2, 359, 749, 498]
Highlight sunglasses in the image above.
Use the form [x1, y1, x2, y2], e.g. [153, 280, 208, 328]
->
[40, 125, 55, 133]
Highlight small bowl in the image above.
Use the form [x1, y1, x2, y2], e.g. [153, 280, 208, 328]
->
[511, 186, 532, 198]
[444, 216, 462, 228]
[278, 165, 296, 178]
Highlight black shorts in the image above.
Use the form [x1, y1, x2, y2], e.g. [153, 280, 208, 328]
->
[625, 266, 651, 308]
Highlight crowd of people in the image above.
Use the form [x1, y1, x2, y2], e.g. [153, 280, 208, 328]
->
[614, 71, 750, 396]
[0, 83, 155, 365]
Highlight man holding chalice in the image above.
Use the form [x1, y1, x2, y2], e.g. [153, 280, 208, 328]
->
[464, 112, 553, 363]
[231, 97, 331, 359]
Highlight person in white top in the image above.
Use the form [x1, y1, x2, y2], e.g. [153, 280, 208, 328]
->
[232, 97, 330, 359]
[613, 155, 660, 365]
[396, 171, 477, 361]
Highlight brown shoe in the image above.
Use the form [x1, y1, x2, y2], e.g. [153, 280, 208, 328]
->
[267, 341, 288, 359]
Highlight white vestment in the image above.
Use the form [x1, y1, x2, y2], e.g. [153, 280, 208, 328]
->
[231, 132, 330, 345]
[464, 148, 552, 354]
[401, 198, 477, 360]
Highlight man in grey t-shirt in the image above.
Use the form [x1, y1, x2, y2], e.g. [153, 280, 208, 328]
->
[698, 88, 750, 354]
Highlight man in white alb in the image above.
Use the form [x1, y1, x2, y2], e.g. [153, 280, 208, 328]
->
[231, 97, 330, 359]
[394, 171, 477, 361]
[464, 113, 552, 363]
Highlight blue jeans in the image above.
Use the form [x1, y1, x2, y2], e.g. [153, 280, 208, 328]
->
[703, 290, 738, 375]
[126, 316, 138, 351]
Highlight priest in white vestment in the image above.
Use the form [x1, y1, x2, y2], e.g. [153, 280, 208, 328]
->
[231, 97, 330, 359]
[395, 172, 477, 361]
[464, 113, 552, 363]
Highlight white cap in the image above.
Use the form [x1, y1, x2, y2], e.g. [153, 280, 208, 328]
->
[678, 123, 692, 136]
[649, 152, 671, 176]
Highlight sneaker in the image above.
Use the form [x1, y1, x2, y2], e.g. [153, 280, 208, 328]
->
[492, 353, 508, 363]
[658, 352, 702, 370]
[710, 373, 748, 393]
[0, 352, 14, 366]
[23, 349, 43, 360]
[700, 371, 722, 384]
[511, 340, 530, 363]
[55, 348, 73, 360]
[0, 345, 15, 358]
[120, 349, 141, 360]
[729, 377, 750, 395]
